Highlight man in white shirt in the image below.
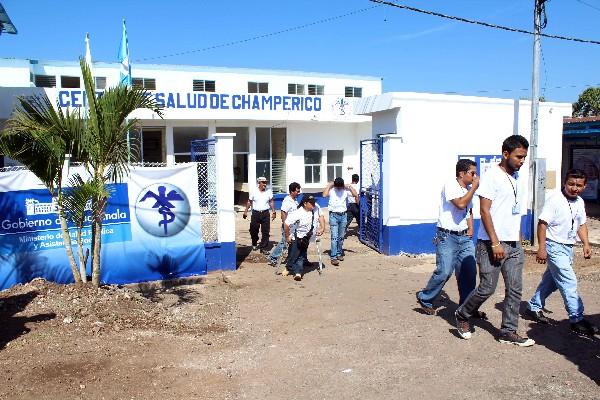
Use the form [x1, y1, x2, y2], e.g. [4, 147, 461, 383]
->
[268, 182, 301, 266]
[455, 135, 535, 347]
[416, 159, 480, 315]
[243, 177, 276, 253]
[526, 169, 598, 337]
[323, 177, 358, 266]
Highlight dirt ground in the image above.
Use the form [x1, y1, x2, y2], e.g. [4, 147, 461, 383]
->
[1, 213, 599, 399]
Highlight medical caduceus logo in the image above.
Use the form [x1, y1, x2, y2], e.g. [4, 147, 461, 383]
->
[135, 183, 191, 237]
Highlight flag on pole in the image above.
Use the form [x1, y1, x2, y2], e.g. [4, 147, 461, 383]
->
[85, 32, 93, 76]
[118, 19, 131, 87]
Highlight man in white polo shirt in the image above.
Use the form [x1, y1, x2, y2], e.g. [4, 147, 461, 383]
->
[455, 135, 535, 347]
[243, 177, 276, 253]
[416, 159, 480, 315]
[323, 177, 358, 266]
[526, 168, 598, 337]
[268, 182, 301, 266]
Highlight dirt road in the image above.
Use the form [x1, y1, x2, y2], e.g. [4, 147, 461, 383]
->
[0, 213, 599, 399]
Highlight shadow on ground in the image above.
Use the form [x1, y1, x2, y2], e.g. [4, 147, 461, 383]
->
[0, 291, 56, 350]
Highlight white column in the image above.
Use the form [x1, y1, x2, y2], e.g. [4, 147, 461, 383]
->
[165, 123, 175, 165]
[214, 132, 236, 243]
[248, 125, 257, 185]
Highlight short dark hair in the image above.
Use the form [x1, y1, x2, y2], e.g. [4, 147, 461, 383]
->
[288, 182, 301, 193]
[299, 194, 316, 208]
[351, 174, 359, 183]
[333, 177, 345, 188]
[456, 159, 477, 177]
[502, 135, 529, 154]
[565, 168, 587, 183]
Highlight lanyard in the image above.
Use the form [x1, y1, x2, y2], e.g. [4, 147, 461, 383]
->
[563, 193, 576, 231]
[501, 167, 517, 204]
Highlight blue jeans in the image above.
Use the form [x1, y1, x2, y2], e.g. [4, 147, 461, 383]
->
[418, 230, 476, 308]
[528, 239, 584, 323]
[329, 212, 347, 259]
[269, 226, 286, 264]
[286, 240, 308, 275]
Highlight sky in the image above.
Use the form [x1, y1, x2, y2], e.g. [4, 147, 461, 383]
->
[1, 0, 599, 103]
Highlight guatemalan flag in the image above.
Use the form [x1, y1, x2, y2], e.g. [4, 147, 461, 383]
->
[118, 19, 132, 87]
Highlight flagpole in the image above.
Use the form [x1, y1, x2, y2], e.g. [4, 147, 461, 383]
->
[118, 19, 132, 165]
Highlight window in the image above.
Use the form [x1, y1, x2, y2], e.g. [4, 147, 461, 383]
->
[34, 75, 56, 88]
[61, 76, 80, 88]
[130, 128, 164, 164]
[327, 150, 344, 181]
[248, 81, 268, 93]
[217, 127, 250, 183]
[193, 79, 216, 92]
[173, 126, 209, 163]
[308, 84, 324, 96]
[256, 127, 271, 182]
[288, 83, 305, 95]
[94, 77, 107, 90]
[132, 77, 156, 90]
[304, 150, 322, 184]
[345, 86, 362, 98]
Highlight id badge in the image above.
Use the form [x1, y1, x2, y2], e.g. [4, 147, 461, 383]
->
[568, 230, 577, 240]
[512, 202, 520, 215]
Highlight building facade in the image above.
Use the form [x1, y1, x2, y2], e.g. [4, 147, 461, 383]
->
[0, 58, 382, 202]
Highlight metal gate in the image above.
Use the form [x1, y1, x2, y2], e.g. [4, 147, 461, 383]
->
[191, 138, 218, 243]
[359, 138, 383, 252]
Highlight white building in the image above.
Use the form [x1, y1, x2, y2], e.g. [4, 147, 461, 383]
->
[0, 58, 382, 202]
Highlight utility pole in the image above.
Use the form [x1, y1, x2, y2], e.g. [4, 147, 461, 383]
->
[529, 0, 547, 244]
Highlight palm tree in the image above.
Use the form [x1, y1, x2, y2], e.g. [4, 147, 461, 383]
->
[78, 59, 163, 285]
[0, 94, 84, 282]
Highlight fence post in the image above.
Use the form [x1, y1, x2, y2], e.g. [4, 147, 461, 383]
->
[213, 133, 236, 245]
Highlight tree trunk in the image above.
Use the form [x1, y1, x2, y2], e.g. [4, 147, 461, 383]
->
[76, 227, 88, 283]
[57, 203, 82, 283]
[91, 218, 102, 286]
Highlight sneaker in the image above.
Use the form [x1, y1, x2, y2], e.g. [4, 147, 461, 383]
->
[337, 255, 344, 261]
[416, 292, 435, 315]
[455, 310, 472, 340]
[331, 258, 340, 266]
[526, 309, 549, 324]
[498, 331, 535, 347]
[294, 273, 302, 281]
[571, 319, 599, 337]
[252, 245, 259, 251]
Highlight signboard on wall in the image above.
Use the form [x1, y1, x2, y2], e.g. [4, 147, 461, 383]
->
[0, 164, 207, 290]
[571, 147, 600, 200]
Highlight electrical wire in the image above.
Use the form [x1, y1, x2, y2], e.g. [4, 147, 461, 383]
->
[135, 5, 380, 62]
[369, 0, 600, 45]
[574, 0, 600, 13]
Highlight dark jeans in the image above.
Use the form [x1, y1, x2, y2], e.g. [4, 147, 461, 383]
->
[346, 203, 360, 230]
[286, 240, 308, 275]
[250, 210, 270, 249]
[457, 240, 524, 334]
[417, 230, 476, 308]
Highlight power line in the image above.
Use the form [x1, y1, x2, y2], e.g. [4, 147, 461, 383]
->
[135, 5, 380, 62]
[369, 0, 600, 45]
[574, 0, 600, 13]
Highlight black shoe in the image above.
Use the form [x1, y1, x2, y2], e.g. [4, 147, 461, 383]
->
[526, 309, 549, 324]
[260, 249, 269, 255]
[252, 245, 259, 251]
[571, 319, 599, 337]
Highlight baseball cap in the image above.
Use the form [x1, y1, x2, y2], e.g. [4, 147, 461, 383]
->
[257, 176, 268, 182]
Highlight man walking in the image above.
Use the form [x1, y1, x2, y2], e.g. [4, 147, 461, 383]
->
[455, 135, 535, 347]
[243, 177, 276, 253]
[323, 177, 358, 266]
[268, 182, 301, 266]
[526, 169, 599, 337]
[346, 174, 360, 235]
[416, 159, 479, 315]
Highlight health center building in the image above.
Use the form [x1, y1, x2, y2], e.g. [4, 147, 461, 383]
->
[0, 58, 382, 202]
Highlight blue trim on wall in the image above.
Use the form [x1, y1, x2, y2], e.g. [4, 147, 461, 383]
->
[204, 241, 236, 271]
[382, 214, 533, 255]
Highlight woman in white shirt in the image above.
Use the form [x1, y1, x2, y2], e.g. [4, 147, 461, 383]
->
[284, 195, 325, 281]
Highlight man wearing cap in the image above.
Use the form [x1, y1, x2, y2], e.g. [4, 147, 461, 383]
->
[268, 182, 302, 266]
[323, 177, 358, 266]
[243, 177, 276, 253]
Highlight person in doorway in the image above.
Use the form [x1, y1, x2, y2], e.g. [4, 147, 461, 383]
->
[345, 174, 361, 235]
[526, 169, 598, 337]
[268, 182, 302, 266]
[416, 159, 481, 316]
[455, 135, 535, 347]
[243, 177, 276, 254]
[323, 177, 358, 266]
[283, 195, 325, 281]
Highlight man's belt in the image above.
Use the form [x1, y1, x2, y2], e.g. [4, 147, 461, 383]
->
[437, 227, 469, 236]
